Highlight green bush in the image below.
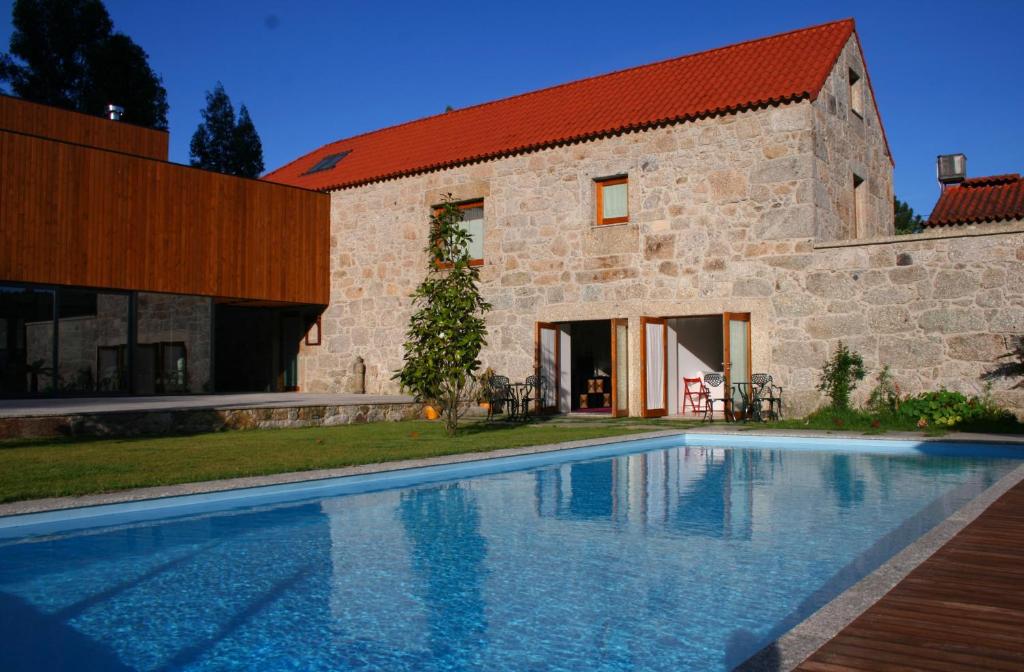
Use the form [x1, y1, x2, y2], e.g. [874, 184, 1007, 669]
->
[897, 389, 1021, 431]
[817, 341, 866, 411]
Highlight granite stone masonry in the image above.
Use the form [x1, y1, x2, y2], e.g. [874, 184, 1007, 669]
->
[296, 33, 1023, 418]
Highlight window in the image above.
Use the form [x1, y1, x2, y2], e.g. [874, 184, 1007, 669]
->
[849, 69, 864, 118]
[303, 150, 350, 175]
[595, 176, 628, 225]
[435, 199, 484, 267]
[853, 173, 866, 237]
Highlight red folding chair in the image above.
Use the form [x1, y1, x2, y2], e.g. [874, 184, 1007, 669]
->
[682, 376, 707, 416]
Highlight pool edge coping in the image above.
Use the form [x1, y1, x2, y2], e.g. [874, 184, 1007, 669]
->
[735, 458, 1024, 672]
[2, 427, 1023, 518]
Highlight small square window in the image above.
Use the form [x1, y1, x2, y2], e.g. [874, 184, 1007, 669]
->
[433, 199, 484, 267]
[596, 176, 629, 225]
[849, 69, 864, 118]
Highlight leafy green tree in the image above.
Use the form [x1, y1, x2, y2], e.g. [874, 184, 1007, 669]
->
[817, 341, 866, 410]
[189, 82, 265, 178]
[0, 0, 168, 128]
[894, 196, 924, 235]
[395, 195, 491, 436]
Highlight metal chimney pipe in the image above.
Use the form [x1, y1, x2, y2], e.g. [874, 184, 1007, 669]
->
[106, 104, 124, 121]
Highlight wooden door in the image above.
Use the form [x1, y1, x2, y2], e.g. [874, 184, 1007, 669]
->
[535, 322, 560, 413]
[639, 317, 668, 418]
[723, 312, 751, 416]
[610, 318, 629, 417]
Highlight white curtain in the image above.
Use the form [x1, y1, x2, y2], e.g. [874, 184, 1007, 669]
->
[645, 322, 664, 409]
[461, 206, 484, 260]
[602, 183, 628, 220]
[540, 327, 557, 407]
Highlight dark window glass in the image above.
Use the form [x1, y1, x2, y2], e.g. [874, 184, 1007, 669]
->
[0, 285, 55, 396]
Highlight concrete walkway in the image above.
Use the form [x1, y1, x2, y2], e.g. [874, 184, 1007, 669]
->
[0, 392, 415, 418]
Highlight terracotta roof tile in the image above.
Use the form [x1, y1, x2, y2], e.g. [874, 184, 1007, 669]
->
[265, 19, 861, 191]
[926, 174, 1024, 226]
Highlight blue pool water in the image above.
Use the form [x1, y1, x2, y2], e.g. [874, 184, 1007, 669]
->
[0, 436, 1021, 671]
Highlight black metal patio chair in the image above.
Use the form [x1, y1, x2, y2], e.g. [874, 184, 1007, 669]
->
[752, 373, 784, 421]
[486, 375, 512, 421]
[701, 373, 731, 422]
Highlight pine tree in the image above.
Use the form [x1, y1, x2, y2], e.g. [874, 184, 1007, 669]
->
[395, 195, 491, 436]
[894, 196, 924, 235]
[0, 0, 168, 128]
[232, 105, 265, 178]
[189, 83, 264, 178]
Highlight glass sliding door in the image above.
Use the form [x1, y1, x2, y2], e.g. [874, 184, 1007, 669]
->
[611, 318, 629, 417]
[136, 292, 212, 394]
[57, 288, 129, 394]
[640, 317, 667, 418]
[536, 322, 559, 412]
[723, 312, 751, 417]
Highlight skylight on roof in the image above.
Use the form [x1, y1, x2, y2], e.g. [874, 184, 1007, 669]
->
[304, 150, 350, 175]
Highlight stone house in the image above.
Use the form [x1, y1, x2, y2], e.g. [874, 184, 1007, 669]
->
[266, 18, 1024, 417]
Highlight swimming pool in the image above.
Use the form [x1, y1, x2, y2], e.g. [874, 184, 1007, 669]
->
[1, 434, 1021, 671]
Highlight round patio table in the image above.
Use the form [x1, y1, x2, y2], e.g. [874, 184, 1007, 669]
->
[507, 383, 530, 420]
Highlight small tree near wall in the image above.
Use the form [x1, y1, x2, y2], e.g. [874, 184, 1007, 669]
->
[395, 195, 491, 436]
[817, 341, 866, 411]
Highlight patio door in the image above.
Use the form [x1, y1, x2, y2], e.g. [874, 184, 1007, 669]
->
[723, 312, 751, 413]
[610, 318, 629, 417]
[535, 322, 560, 413]
[640, 317, 668, 418]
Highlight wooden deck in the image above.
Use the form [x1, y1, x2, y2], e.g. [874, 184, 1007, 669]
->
[795, 479, 1024, 671]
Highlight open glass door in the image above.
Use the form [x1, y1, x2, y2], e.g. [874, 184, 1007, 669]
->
[640, 317, 667, 418]
[723, 312, 751, 417]
[610, 318, 629, 417]
[536, 322, 560, 413]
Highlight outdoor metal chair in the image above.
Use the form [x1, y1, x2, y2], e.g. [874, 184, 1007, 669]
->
[753, 373, 783, 421]
[701, 373, 731, 422]
[521, 374, 544, 418]
[486, 375, 512, 421]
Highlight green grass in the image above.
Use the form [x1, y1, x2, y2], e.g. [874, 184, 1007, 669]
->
[0, 419, 652, 504]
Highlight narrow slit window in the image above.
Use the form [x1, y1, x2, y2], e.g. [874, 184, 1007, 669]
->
[849, 69, 864, 118]
[853, 173, 866, 237]
[596, 176, 629, 225]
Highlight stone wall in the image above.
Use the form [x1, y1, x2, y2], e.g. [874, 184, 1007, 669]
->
[783, 224, 1024, 415]
[301, 94, 824, 399]
[811, 36, 893, 241]
[296, 35, 1024, 419]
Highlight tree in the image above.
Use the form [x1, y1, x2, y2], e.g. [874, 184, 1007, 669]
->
[0, 0, 168, 128]
[817, 341, 866, 411]
[894, 196, 924, 235]
[395, 195, 491, 436]
[189, 83, 265, 178]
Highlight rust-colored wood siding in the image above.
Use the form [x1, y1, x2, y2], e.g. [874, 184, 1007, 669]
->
[0, 130, 330, 304]
[0, 94, 169, 160]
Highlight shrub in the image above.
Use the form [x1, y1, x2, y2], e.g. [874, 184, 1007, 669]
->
[817, 341, 866, 411]
[865, 365, 900, 415]
[897, 389, 1021, 432]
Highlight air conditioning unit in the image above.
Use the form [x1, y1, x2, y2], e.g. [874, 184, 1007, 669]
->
[937, 154, 966, 185]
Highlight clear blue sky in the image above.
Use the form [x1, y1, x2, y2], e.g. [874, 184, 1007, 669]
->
[2, 0, 1022, 217]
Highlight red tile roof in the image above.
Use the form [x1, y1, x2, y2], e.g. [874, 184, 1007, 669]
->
[266, 19, 870, 191]
[926, 173, 1024, 226]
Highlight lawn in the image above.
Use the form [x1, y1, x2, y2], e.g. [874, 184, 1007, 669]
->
[0, 419, 654, 504]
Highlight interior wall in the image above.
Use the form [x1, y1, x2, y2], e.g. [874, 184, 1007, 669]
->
[667, 316, 724, 415]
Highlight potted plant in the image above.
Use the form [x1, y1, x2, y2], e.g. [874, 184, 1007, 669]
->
[477, 367, 496, 410]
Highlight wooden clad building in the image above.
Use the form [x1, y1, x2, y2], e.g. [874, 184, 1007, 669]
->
[0, 95, 331, 397]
